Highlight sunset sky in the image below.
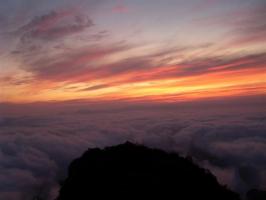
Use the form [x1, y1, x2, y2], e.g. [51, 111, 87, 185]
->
[1, 1, 266, 200]
[1, 0, 265, 103]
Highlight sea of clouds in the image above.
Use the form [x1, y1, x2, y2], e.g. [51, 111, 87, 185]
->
[0, 97, 266, 200]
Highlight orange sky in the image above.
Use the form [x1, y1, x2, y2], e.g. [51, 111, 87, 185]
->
[0, 0, 266, 103]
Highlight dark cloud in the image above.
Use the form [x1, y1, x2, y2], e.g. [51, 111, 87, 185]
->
[112, 52, 266, 85]
[179, 52, 266, 75]
[110, 51, 266, 85]
[105, 57, 154, 75]
[17, 10, 93, 42]
[0, 75, 33, 86]
[79, 84, 111, 91]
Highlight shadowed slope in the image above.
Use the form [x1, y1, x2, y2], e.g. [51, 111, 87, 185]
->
[57, 142, 240, 200]
[247, 189, 266, 200]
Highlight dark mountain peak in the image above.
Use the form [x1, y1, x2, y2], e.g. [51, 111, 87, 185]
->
[109, 141, 144, 150]
[122, 141, 137, 146]
[57, 142, 240, 200]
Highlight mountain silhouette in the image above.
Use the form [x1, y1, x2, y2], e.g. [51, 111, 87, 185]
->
[246, 189, 266, 200]
[57, 142, 240, 200]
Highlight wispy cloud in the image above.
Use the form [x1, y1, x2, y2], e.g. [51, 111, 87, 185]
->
[231, 6, 266, 45]
[196, 1, 266, 46]
[21, 43, 129, 82]
[1, 0, 265, 103]
[16, 10, 93, 42]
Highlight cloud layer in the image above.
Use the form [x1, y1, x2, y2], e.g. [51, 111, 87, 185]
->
[0, 97, 266, 200]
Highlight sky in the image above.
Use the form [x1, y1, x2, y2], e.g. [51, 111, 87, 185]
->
[0, 0, 265, 103]
[0, 1, 266, 200]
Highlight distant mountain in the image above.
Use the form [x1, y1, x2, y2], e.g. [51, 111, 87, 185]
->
[57, 142, 240, 200]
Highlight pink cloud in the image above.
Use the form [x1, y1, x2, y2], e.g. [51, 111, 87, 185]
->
[112, 2, 129, 14]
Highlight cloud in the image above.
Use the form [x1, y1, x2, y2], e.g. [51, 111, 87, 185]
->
[231, 5, 266, 45]
[0, 96, 266, 199]
[17, 35, 266, 87]
[197, 1, 266, 46]
[195, 0, 266, 48]
[178, 52, 266, 75]
[112, 5, 129, 14]
[0, 75, 33, 86]
[21, 44, 129, 82]
[16, 10, 93, 42]
[14, 42, 156, 86]
[79, 84, 111, 91]
[108, 52, 266, 85]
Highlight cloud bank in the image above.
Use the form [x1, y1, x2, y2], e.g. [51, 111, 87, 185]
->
[0, 96, 265, 200]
